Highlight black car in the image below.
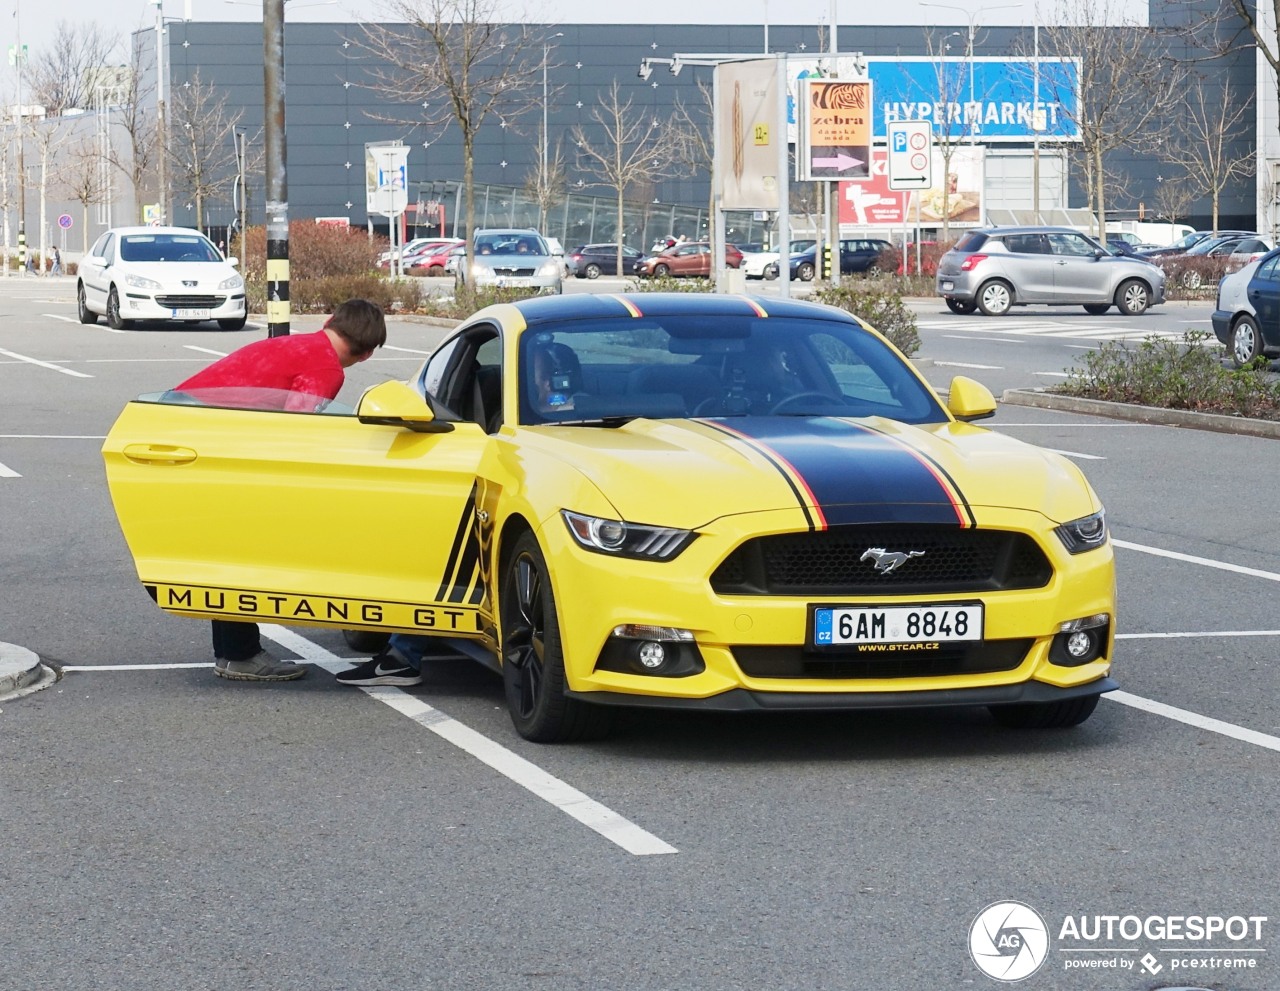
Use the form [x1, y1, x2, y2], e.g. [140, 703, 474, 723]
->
[568, 243, 644, 279]
[787, 238, 895, 281]
[1139, 230, 1256, 260]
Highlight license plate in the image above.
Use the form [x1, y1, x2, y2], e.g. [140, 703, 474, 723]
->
[941, 281, 955, 291]
[173, 308, 210, 319]
[811, 603, 983, 647]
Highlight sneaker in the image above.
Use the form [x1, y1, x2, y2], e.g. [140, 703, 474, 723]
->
[336, 650, 423, 687]
[214, 651, 307, 682]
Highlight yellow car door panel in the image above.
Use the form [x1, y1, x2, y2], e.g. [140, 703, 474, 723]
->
[102, 397, 491, 640]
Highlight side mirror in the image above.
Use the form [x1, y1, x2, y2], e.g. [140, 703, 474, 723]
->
[946, 375, 997, 422]
[356, 380, 454, 433]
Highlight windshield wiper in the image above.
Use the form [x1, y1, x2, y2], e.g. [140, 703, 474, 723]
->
[544, 416, 637, 427]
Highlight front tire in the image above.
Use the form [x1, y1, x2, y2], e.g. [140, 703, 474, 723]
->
[764, 264, 779, 280]
[427, 265, 444, 277]
[976, 280, 1013, 316]
[343, 630, 392, 654]
[989, 694, 1100, 729]
[500, 532, 613, 742]
[653, 263, 670, 277]
[218, 316, 247, 330]
[77, 283, 98, 324]
[106, 286, 131, 329]
[1229, 315, 1264, 367]
[797, 262, 815, 282]
[945, 298, 978, 315]
[1115, 278, 1152, 315]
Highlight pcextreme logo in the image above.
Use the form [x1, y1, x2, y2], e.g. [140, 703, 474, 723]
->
[969, 901, 1050, 982]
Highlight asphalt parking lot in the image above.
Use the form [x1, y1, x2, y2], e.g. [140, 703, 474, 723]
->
[1, 275, 1276, 990]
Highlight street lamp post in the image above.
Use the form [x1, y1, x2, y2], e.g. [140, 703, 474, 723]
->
[541, 32, 563, 233]
[920, 2, 1022, 144]
[153, 0, 167, 225]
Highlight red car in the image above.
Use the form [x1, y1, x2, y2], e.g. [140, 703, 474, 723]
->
[636, 241, 743, 278]
[405, 239, 465, 277]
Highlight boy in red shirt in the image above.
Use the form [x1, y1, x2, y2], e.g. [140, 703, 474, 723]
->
[175, 298, 387, 681]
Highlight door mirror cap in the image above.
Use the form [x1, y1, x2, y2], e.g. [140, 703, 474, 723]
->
[357, 380, 454, 432]
[947, 375, 997, 421]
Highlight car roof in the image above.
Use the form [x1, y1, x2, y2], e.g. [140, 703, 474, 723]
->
[969, 225, 1097, 236]
[491, 292, 863, 328]
[106, 226, 213, 237]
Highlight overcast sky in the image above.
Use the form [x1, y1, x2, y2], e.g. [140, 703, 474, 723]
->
[11, 0, 1148, 64]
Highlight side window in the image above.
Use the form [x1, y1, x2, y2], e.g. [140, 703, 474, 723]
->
[1257, 257, 1280, 282]
[418, 324, 500, 425]
[1047, 233, 1095, 257]
[89, 233, 109, 258]
[102, 234, 117, 265]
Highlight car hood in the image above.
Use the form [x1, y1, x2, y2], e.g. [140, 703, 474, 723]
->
[523, 415, 1097, 529]
[115, 262, 239, 286]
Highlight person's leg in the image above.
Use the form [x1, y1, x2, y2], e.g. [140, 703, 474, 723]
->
[335, 633, 429, 686]
[212, 620, 306, 682]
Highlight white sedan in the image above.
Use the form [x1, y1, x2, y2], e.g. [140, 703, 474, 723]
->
[77, 226, 248, 330]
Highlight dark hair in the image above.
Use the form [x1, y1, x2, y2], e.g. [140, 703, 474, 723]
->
[325, 299, 387, 354]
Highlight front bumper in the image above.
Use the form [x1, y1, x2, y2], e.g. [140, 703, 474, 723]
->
[570, 676, 1119, 711]
[121, 291, 246, 322]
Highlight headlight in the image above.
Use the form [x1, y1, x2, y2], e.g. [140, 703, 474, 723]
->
[124, 273, 163, 292]
[561, 510, 696, 561]
[470, 263, 493, 280]
[218, 273, 244, 291]
[539, 261, 560, 277]
[1054, 509, 1108, 553]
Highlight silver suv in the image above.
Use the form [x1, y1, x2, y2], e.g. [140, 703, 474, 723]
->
[936, 226, 1166, 316]
[456, 228, 563, 294]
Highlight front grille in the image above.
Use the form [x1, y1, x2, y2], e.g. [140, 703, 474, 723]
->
[733, 640, 1032, 679]
[155, 294, 226, 308]
[490, 266, 536, 277]
[711, 525, 1052, 595]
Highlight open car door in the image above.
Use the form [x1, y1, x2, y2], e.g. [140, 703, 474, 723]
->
[101, 382, 493, 645]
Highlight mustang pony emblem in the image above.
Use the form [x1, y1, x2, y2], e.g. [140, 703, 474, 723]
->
[860, 547, 925, 575]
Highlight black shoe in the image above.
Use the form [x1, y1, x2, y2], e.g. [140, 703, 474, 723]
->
[336, 651, 423, 687]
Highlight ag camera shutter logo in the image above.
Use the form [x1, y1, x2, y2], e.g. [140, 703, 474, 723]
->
[969, 901, 1050, 982]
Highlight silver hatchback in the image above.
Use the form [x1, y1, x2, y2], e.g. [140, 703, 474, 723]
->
[936, 226, 1166, 316]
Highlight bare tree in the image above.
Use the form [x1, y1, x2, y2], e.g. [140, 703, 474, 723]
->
[917, 28, 981, 241]
[356, 0, 550, 252]
[524, 121, 567, 234]
[168, 72, 244, 230]
[1149, 168, 1197, 238]
[27, 21, 120, 115]
[107, 52, 157, 223]
[671, 77, 714, 237]
[1162, 75, 1255, 232]
[59, 136, 106, 253]
[1029, 0, 1180, 233]
[572, 81, 691, 277]
[29, 120, 66, 270]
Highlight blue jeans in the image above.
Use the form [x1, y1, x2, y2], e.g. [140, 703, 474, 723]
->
[388, 633, 434, 671]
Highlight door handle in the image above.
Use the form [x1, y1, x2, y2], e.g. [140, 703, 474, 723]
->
[121, 443, 198, 466]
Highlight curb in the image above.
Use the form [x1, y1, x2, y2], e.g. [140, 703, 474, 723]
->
[1000, 388, 1280, 441]
[0, 642, 54, 699]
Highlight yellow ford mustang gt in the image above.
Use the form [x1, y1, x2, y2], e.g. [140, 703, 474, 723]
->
[103, 293, 1116, 741]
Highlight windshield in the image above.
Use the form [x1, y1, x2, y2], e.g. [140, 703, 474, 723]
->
[120, 234, 223, 263]
[517, 315, 946, 426]
[474, 233, 549, 257]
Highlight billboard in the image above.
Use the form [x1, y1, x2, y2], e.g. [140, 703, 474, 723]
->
[798, 79, 872, 181]
[714, 59, 782, 210]
[786, 57, 1079, 143]
[839, 146, 986, 228]
[871, 57, 1080, 142]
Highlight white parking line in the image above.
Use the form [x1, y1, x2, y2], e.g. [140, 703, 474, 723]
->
[1044, 448, 1105, 460]
[1107, 691, 1280, 753]
[1114, 539, 1280, 582]
[184, 345, 229, 357]
[933, 360, 1003, 369]
[942, 335, 1023, 344]
[42, 313, 79, 324]
[0, 461, 20, 478]
[384, 344, 434, 355]
[261, 624, 679, 857]
[0, 346, 93, 378]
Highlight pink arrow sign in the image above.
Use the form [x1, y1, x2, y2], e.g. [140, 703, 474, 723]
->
[811, 153, 865, 172]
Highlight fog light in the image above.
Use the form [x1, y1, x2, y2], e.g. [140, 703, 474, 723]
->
[1065, 630, 1095, 659]
[637, 641, 666, 669]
